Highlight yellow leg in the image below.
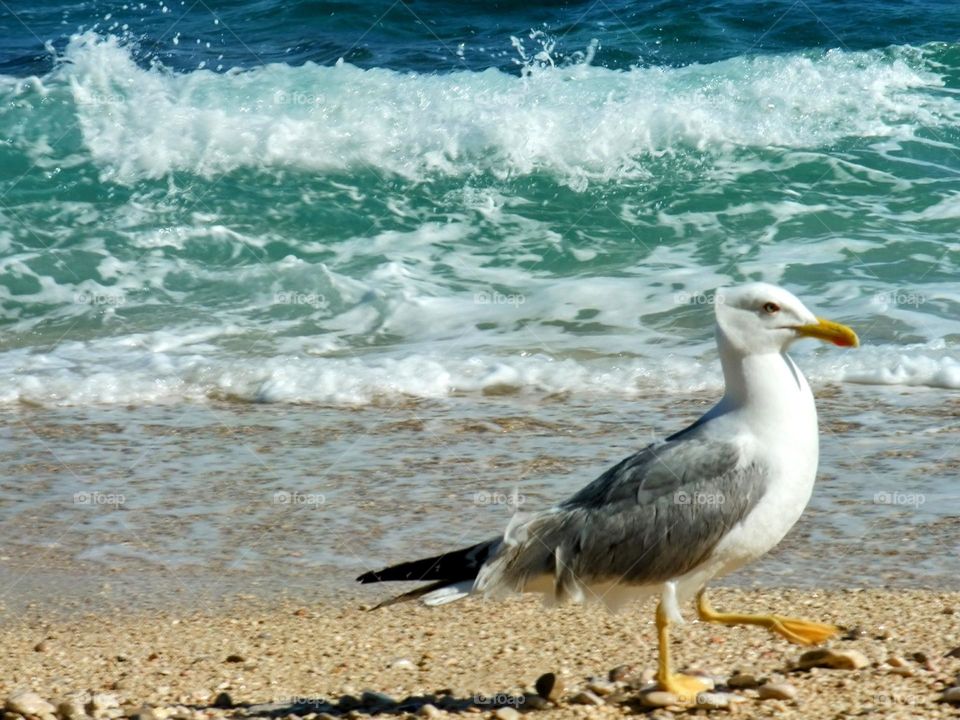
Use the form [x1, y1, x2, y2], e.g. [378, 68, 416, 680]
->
[655, 601, 710, 702]
[696, 590, 839, 646]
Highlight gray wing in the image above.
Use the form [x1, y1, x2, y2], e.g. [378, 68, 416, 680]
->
[475, 435, 768, 602]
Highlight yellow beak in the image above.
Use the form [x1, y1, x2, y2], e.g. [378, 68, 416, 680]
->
[792, 317, 859, 348]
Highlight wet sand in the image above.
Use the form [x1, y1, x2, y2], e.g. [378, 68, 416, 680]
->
[0, 383, 957, 615]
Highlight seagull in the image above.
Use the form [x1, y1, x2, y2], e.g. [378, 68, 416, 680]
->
[357, 283, 858, 701]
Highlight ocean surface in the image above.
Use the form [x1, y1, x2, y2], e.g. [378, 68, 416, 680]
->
[0, 0, 958, 610]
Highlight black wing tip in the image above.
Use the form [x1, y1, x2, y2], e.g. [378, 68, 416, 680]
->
[356, 570, 384, 584]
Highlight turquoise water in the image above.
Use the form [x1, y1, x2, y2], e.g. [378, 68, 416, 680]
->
[0, 2, 957, 603]
[0, 3, 959, 404]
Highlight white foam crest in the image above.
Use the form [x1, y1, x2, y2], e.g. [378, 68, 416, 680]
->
[0, 337, 956, 407]
[51, 33, 955, 185]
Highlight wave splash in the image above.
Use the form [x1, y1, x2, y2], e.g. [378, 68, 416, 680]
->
[2, 33, 954, 185]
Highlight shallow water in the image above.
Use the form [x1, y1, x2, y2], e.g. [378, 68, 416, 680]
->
[0, 382, 955, 613]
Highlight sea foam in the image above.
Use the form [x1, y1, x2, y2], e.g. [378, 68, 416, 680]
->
[16, 33, 951, 185]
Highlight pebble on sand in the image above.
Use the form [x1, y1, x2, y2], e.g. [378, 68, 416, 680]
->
[56, 695, 90, 720]
[86, 693, 120, 716]
[695, 692, 742, 710]
[417, 703, 443, 718]
[585, 679, 617, 696]
[5, 691, 57, 717]
[796, 648, 869, 670]
[533, 673, 564, 703]
[639, 691, 679, 709]
[726, 673, 760, 689]
[941, 687, 960, 704]
[492, 708, 520, 720]
[360, 691, 396, 708]
[758, 682, 798, 701]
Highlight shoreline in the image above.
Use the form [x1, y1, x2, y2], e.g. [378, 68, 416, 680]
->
[3, 589, 959, 719]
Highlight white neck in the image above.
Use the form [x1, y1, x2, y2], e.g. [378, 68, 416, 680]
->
[714, 330, 818, 437]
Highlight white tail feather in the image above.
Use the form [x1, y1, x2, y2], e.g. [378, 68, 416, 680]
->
[422, 581, 473, 606]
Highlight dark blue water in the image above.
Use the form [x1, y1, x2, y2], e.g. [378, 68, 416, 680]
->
[3, 0, 960, 77]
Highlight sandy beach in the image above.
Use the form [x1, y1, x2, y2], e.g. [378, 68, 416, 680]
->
[3, 589, 959, 719]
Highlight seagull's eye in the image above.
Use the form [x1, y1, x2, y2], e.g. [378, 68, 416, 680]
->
[762, 302, 780, 314]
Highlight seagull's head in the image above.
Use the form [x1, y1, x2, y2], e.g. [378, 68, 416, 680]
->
[714, 282, 859, 356]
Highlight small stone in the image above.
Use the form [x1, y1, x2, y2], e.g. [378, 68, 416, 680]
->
[758, 683, 798, 701]
[492, 708, 519, 720]
[639, 691, 678, 708]
[886, 656, 908, 668]
[940, 687, 960, 704]
[86, 695, 119, 718]
[7, 692, 57, 717]
[359, 692, 395, 709]
[912, 652, 929, 664]
[57, 694, 90, 720]
[533, 673, 563, 703]
[943, 606, 956, 615]
[34, 640, 51, 652]
[568, 691, 603, 706]
[417, 704, 442, 718]
[224, 655, 244, 664]
[211, 693, 232, 710]
[608, 665, 633, 683]
[390, 658, 416, 670]
[585, 679, 616, 696]
[695, 692, 741, 710]
[796, 648, 869, 670]
[727, 673, 760, 689]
